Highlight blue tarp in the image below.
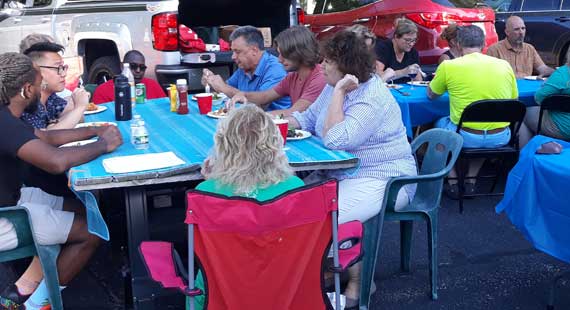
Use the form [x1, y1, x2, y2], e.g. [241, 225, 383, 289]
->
[496, 135, 570, 263]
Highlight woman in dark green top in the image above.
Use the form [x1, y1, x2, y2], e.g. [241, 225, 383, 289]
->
[189, 104, 304, 309]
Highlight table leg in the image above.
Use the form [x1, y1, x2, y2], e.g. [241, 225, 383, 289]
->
[124, 187, 156, 310]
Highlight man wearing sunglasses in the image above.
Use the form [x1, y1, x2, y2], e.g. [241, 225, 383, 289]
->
[92, 50, 166, 104]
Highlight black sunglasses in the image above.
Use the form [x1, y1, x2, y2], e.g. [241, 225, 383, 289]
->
[128, 63, 147, 71]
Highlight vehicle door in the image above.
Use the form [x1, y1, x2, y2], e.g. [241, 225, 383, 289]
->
[493, 0, 521, 39]
[0, 0, 26, 53]
[305, 0, 379, 41]
[513, 0, 564, 66]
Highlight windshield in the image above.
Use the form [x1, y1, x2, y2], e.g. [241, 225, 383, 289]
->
[431, 0, 511, 10]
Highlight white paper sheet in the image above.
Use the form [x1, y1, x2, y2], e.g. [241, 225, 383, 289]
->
[102, 152, 185, 174]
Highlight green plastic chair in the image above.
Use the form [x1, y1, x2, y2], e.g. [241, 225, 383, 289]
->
[84, 83, 98, 99]
[0, 207, 63, 310]
[359, 128, 463, 308]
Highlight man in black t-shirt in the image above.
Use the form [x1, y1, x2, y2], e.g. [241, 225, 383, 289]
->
[375, 18, 423, 84]
[0, 53, 122, 309]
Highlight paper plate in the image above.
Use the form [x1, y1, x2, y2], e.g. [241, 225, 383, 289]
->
[287, 130, 312, 141]
[524, 76, 545, 81]
[84, 105, 107, 115]
[406, 81, 430, 87]
[206, 111, 227, 119]
[385, 83, 403, 90]
[60, 139, 97, 148]
[76, 121, 117, 128]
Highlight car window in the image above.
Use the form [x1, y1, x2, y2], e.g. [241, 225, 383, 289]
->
[2, 0, 25, 9]
[432, 0, 514, 10]
[312, 0, 375, 14]
[562, 0, 570, 9]
[521, 0, 561, 11]
[32, 0, 51, 7]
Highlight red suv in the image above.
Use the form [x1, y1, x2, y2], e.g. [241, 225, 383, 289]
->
[303, 0, 498, 66]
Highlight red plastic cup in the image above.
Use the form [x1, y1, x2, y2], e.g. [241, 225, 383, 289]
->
[273, 118, 289, 145]
[195, 93, 213, 114]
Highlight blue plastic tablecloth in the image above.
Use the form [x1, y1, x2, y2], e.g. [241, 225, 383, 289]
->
[71, 98, 358, 239]
[391, 79, 543, 137]
[496, 135, 570, 263]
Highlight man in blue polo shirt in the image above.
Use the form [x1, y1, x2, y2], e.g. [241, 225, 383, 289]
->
[202, 26, 291, 111]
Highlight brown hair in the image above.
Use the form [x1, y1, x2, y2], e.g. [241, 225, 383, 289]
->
[394, 18, 418, 38]
[274, 26, 320, 68]
[0, 53, 38, 105]
[346, 24, 376, 47]
[321, 31, 376, 83]
[19, 33, 55, 54]
[440, 24, 458, 42]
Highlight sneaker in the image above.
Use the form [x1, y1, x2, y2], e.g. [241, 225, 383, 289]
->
[0, 285, 27, 310]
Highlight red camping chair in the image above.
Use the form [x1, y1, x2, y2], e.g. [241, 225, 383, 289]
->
[139, 179, 363, 309]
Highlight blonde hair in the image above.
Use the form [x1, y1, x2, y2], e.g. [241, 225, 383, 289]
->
[208, 104, 292, 196]
[19, 33, 55, 54]
[394, 18, 418, 38]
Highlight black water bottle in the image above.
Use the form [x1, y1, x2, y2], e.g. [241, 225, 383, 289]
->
[114, 75, 132, 121]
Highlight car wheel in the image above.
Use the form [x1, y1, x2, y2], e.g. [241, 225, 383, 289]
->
[87, 56, 121, 85]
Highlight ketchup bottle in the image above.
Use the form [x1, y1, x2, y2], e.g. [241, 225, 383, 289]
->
[177, 79, 189, 115]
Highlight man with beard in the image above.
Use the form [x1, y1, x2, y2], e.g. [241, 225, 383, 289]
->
[0, 53, 122, 310]
[92, 50, 166, 104]
[228, 26, 326, 116]
[202, 26, 291, 111]
[487, 15, 554, 79]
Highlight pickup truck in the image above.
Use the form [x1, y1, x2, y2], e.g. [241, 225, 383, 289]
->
[0, 0, 299, 92]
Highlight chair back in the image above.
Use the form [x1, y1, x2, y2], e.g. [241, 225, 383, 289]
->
[0, 207, 63, 310]
[185, 180, 339, 310]
[0, 207, 36, 263]
[457, 99, 526, 147]
[410, 128, 463, 211]
[537, 95, 570, 134]
[84, 83, 98, 98]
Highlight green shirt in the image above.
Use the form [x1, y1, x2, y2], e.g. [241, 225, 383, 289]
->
[430, 52, 518, 130]
[195, 176, 305, 201]
[534, 65, 570, 139]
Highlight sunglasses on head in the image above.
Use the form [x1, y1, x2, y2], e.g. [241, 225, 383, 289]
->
[128, 63, 147, 71]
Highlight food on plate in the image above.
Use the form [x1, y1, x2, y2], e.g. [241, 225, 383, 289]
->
[211, 107, 228, 117]
[287, 128, 303, 138]
[87, 102, 98, 111]
[212, 93, 222, 100]
[385, 83, 403, 89]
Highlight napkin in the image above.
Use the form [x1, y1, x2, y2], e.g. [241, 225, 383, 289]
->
[102, 152, 185, 174]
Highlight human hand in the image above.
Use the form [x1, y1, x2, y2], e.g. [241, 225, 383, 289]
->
[205, 74, 226, 93]
[228, 92, 247, 109]
[71, 88, 90, 111]
[97, 125, 123, 153]
[334, 74, 359, 93]
[406, 64, 420, 76]
[201, 69, 214, 86]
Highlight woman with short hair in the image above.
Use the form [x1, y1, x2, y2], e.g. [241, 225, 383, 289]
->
[288, 30, 417, 309]
[375, 18, 422, 83]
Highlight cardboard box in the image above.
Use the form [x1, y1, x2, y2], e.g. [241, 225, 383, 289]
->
[219, 25, 272, 48]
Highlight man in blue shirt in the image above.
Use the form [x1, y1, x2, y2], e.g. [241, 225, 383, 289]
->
[202, 26, 291, 111]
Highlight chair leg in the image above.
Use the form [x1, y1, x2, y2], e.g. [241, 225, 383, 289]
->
[546, 270, 570, 310]
[37, 245, 63, 310]
[400, 221, 413, 272]
[427, 213, 438, 300]
[456, 157, 466, 213]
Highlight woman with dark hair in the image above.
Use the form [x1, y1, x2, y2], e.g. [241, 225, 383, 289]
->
[376, 18, 423, 83]
[229, 25, 326, 116]
[439, 24, 460, 64]
[288, 30, 417, 308]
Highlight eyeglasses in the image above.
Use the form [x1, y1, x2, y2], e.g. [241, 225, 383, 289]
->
[128, 63, 147, 71]
[39, 64, 69, 76]
[401, 37, 418, 44]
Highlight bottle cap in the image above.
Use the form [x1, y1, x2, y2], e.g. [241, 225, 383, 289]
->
[176, 79, 187, 86]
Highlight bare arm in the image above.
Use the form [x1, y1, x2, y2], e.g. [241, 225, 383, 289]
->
[19, 126, 122, 174]
[270, 99, 312, 117]
[323, 75, 358, 137]
[47, 88, 89, 130]
[537, 65, 555, 78]
[285, 116, 300, 129]
[427, 83, 441, 100]
[231, 89, 281, 110]
[378, 62, 421, 82]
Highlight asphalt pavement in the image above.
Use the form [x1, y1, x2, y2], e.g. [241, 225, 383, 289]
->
[58, 191, 569, 310]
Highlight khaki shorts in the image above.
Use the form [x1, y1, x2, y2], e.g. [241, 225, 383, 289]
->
[17, 187, 74, 245]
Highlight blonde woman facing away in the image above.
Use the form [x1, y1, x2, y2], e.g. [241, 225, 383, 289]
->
[199, 104, 304, 199]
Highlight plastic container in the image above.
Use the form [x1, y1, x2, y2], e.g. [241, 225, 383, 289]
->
[114, 74, 132, 121]
[122, 63, 136, 108]
[177, 79, 189, 115]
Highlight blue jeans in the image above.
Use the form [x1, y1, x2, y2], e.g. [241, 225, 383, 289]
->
[435, 117, 511, 148]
